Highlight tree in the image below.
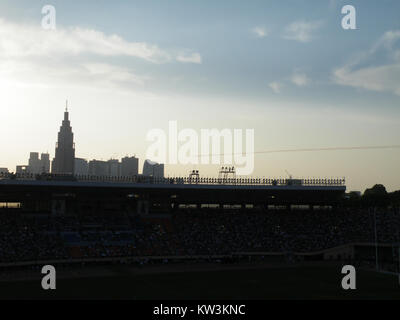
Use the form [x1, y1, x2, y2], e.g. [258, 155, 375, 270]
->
[362, 184, 389, 207]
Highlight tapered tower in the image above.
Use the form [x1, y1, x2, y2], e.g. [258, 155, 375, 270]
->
[51, 101, 75, 174]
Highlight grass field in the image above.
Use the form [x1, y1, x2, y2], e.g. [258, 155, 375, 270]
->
[0, 264, 399, 300]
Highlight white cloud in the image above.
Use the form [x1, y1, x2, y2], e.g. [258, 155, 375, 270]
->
[83, 63, 146, 85]
[0, 19, 171, 63]
[290, 72, 310, 86]
[378, 30, 400, 49]
[333, 64, 400, 96]
[333, 30, 400, 96]
[268, 72, 310, 93]
[252, 26, 268, 38]
[269, 81, 283, 93]
[176, 52, 202, 64]
[0, 18, 202, 92]
[283, 20, 322, 43]
[0, 58, 148, 91]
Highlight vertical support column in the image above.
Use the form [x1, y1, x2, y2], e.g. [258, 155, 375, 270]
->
[144, 200, 149, 215]
[51, 199, 66, 216]
[137, 200, 142, 215]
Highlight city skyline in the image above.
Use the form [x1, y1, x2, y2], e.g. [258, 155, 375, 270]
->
[0, 1, 400, 192]
[2, 104, 397, 191]
[12, 107, 158, 177]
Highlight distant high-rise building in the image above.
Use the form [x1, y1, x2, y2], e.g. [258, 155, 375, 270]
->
[143, 159, 164, 178]
[28, 152, 40, 173]
[74, 158, 89, 175]
[107, 159, 120, 176]
[16, 165, 29, 174]
[52, 104, 75, 174]
[27, 152, 50, 174]
[41, 153, 50, 173]
[121, 156, 138, 176]
[88, 160, 108, 176]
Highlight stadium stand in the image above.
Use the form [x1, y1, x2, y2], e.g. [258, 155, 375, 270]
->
[0, 207, 399, 263]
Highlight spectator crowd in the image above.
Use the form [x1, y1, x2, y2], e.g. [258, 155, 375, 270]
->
[0, 207, 399, 263]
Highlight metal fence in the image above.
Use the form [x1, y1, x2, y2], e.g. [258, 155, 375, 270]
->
[0, 171, 345, 187]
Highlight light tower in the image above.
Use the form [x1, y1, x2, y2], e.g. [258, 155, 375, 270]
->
[218, 166, 236, 184]
[188, 169, 200, 184]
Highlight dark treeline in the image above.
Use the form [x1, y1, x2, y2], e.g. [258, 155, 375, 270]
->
[345, 184, 400, 208]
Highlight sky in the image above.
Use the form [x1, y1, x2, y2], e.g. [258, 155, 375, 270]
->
[0, 0, 399, 192]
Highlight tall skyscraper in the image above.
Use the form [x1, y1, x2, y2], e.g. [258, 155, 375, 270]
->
[28, 152, 50, 174]
[143, 159, 164, 178]
[28, 152, 40, 173]
[41, 153, 50, 173]
[74, 158, 89, 175]
[121, 156, 138, 176]
[107, 159, 120, 176]
[88, 160, 108, 176]
[52, 104, 75, 174]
